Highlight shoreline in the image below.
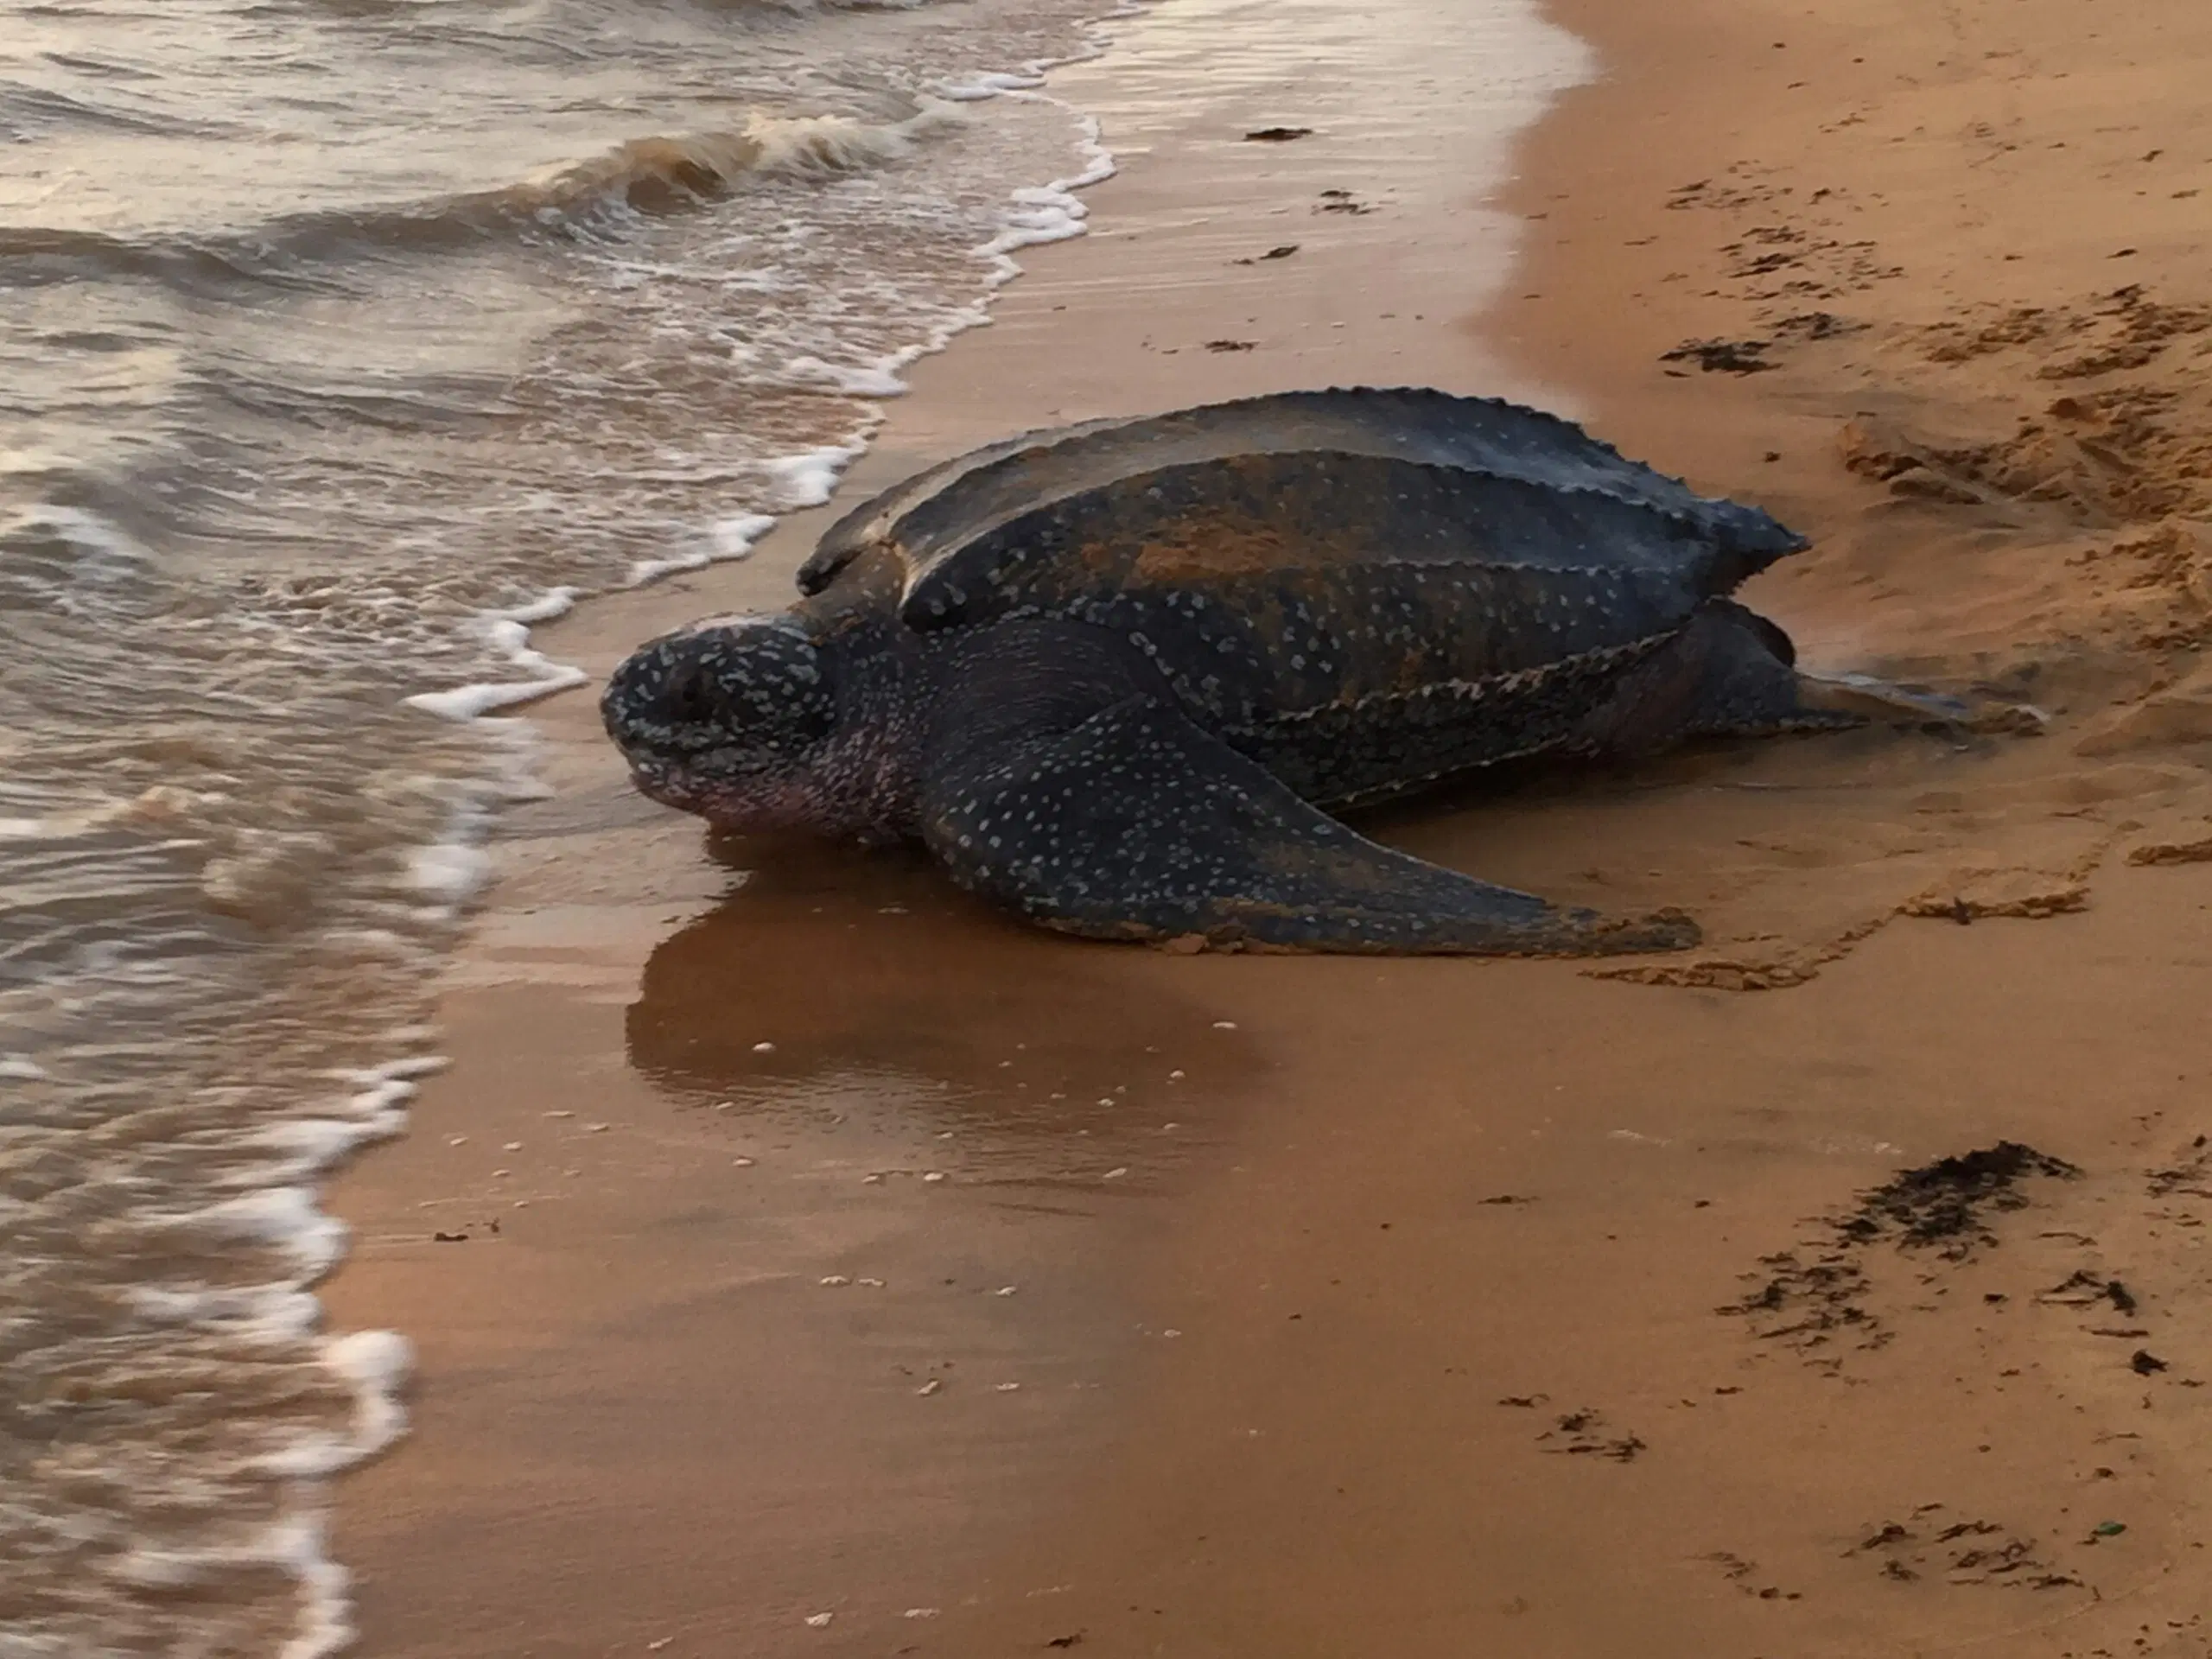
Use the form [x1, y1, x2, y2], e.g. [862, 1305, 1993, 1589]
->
[321, 3, 1587, 1651]
[324, 0, 2212, 1654]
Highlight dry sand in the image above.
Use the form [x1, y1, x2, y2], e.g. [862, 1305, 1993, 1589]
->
[325, 0, 2212, 1654]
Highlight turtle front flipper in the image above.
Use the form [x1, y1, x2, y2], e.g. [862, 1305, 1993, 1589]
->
[921, 694, 1695, 957]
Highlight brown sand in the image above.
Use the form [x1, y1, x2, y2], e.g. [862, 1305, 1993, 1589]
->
[325, 1, 2212, 1655]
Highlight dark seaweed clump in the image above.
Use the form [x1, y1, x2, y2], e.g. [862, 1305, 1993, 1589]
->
[1720, 1142, 2082, 1363]
[1837, 1141, 2082, 1259]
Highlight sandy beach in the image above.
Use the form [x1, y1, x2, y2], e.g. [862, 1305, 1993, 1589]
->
[324, 1, 2212, 1655]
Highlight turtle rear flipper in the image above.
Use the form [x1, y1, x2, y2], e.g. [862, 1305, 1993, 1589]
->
[921, 694, 1696, 957]
[1580, 598, 1866, 753]
[1794, 671, 2050, 734]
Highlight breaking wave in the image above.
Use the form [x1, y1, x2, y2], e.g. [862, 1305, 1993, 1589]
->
[0, 104, 970, 292]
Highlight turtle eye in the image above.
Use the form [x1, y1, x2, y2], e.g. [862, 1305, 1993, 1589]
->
[666, 663, 718, 722]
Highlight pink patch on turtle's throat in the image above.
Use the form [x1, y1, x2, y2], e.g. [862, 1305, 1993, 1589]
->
[628, 758, 833, 836]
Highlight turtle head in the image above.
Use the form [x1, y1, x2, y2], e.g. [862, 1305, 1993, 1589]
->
[601, 613, 849, 835]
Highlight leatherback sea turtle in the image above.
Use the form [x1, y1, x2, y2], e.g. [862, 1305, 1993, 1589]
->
[602, 387, 1853, 955]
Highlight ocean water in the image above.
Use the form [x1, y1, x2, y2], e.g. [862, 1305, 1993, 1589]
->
[0, 0, 1608, 1650]
[0, 2, 1121, 1651]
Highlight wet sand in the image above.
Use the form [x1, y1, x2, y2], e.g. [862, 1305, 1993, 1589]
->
[325, 0, 2212, 1655]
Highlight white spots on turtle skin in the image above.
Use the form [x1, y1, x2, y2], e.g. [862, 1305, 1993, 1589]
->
[603, 613, 833, 758]
[605, 609, 938, 843]
[928, 693, 1575, 949]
